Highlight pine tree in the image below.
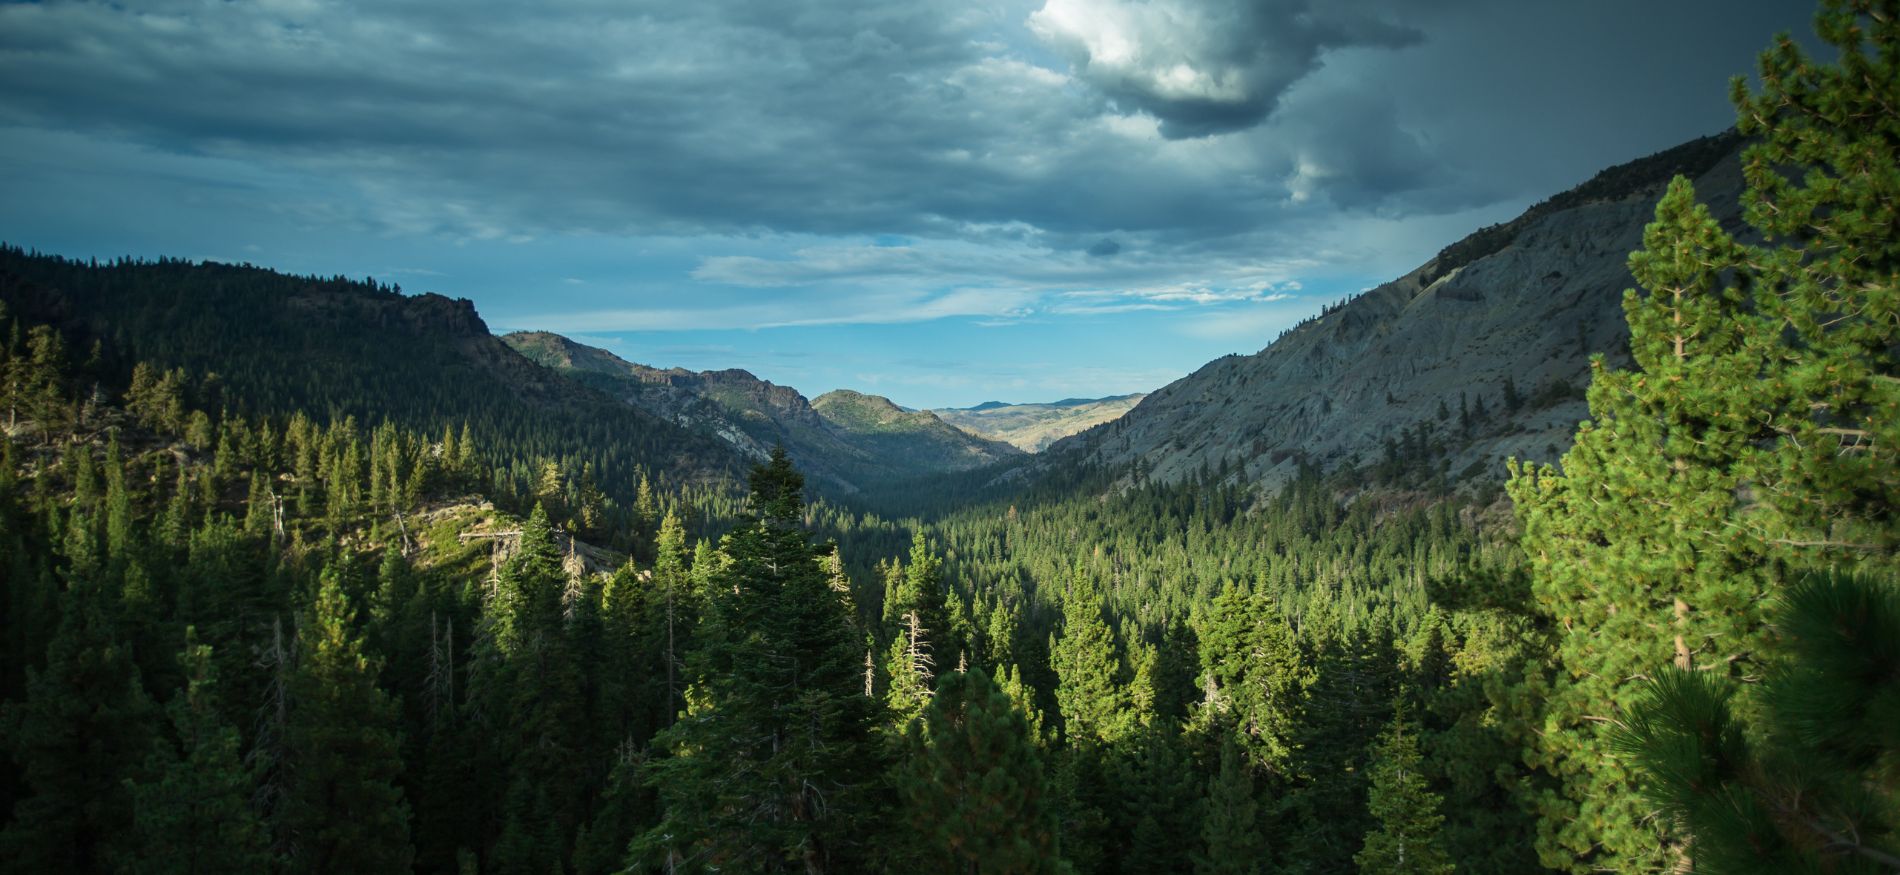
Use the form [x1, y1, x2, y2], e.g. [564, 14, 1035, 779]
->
[1728, 0, 1900, 557]
[1507, 2, 1900, 869]
[652, 509, 694, 726]
[1616, 571, 1900, 873]
[283, 566, 414, 874]
[890, 532, 956, 669]
[1195, 735, 1265, 875]
[895, 669, 1068, 875]
[1051, 566, 1130, 747]
[1355, 705, 1452, 875]
[1194, 584, 1309, 773]
[482, 504, 587, 874]
[884, 620, 935, 725]
[121, 627, 274, 874]
[635, 449, 883, 873]
[0, 573, 155, 873]
[1118, 725, 1199, 874]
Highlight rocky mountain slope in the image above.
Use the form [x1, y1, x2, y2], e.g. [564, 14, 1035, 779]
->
[504, 332, 1020, 493]
[932, 394, 1147, 452]
[1042, 131, 1745, 491]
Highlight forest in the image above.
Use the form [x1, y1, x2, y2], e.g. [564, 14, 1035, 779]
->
[0, 1, 1895, 873]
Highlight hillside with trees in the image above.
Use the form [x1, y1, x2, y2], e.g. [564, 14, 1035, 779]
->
[504, 330, 1022, 494]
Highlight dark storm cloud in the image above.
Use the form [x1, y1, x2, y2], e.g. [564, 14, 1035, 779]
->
[1027, 0, 1424, 139]
[0, 0, 1819, 301]
[0, 0, 1444, 246]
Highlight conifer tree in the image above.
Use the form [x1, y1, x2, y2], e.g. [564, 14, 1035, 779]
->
[1051, 566, 1130, 747]
[1617, 571, 1900, 873]
[283, 566, 414, 874]
[884, 622, 935, 725]
[483, 504, 587, 874]
[635, 449, 882, 873]
[121, 628, 274, 874]
[1195, 735, 1266, 875]
[652, 509, 694, 725]
[1194, 584, 1309, 773]
[1118, 725, 1199, 875]
[895, 669, 1067, 875]
[1507, 2, 1899, 868]
[1355, 706, 1453, 875]
[0, 573, 155, 873]
[890, 532, 956, 668]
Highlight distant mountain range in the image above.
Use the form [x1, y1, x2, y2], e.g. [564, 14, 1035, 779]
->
[931, 394, 1148, 452]
[0, 131, 1742, 507]
[502, 331, 1023, 494]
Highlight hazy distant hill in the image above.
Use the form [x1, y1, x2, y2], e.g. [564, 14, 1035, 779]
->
[810, 389, 1022, 471]
[1039, 131, 1745, 491]
[932, 394, 1148, 452]
[504, 332, 1020, 493]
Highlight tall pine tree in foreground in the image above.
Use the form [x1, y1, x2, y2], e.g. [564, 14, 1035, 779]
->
[636, 449, 883, 873]
[895, 668, 1067, 875]
[1507, 1, 1899, 869]
[1617, 571, 1900, 873]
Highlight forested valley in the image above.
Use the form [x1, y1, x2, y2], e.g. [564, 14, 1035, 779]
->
[1, 2, 1896, 873]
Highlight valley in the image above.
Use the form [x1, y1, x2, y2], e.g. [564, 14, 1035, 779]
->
[0, 3, 1892, 874]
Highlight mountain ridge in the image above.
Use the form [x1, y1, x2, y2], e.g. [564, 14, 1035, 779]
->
[1032, 130, 1748, 492]
[502, 331, 1022, 493]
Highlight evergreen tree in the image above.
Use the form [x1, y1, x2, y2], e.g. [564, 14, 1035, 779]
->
[1117, 725, 1199, 875]
[636, 449, 883, 872]
[1728, 0, 1900, 557]
[480, 504, 589, 874]
[895, 669, 1067, 875]
[283, 566, 414, 874]
[1051, 567, 1130, 747]
[1194, 584, 1309, 773]
[1355, 706, 1453, 875]
[121, 627, 274, 874]
[1195, 735, 1266, 875]
[1507, 2, 1900, 869]
[0, 573, 155, 873]
[1617, 571, 1900, 873]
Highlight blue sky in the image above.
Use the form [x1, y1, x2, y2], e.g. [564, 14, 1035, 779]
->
[0, 0, 1813, 408]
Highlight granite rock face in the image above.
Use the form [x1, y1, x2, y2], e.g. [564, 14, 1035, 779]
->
[1042, 133, 1747, 491]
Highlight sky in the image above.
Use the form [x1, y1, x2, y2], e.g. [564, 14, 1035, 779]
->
[0, 0, 1817, 409]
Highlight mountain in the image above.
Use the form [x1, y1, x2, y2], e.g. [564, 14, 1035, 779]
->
[810, 389, 1022, 471]
[0, 249, 742, 496]
[1040, 131, 1746, 491]
[932, 394, 1148, 452]
[503, 331, 1021, 492]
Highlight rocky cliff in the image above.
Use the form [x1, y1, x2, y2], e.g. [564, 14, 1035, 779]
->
[1042, 132, 1746, 491]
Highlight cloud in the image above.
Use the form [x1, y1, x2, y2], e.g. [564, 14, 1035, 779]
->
[0, 0, 1483, 254]
[511, 285, 1044, 333]
[1028, 0, 1422, 138]
[0, 0, 1815, 350]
